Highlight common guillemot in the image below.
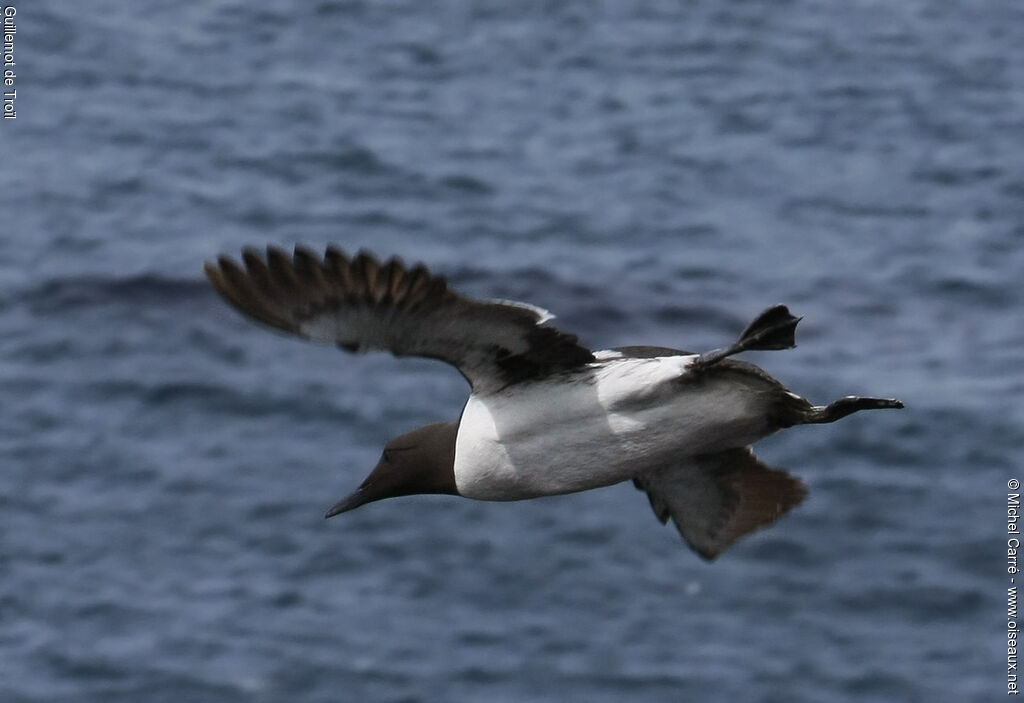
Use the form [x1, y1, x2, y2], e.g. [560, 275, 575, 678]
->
[205, 245, 903, 560]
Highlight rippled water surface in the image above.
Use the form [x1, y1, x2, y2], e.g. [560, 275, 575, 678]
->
[3, 2, 1021, 701]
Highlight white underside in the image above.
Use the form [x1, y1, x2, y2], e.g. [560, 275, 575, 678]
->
[453, 354, 776, 501]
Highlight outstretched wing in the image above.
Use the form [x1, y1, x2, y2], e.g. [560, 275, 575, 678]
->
[204, 245, 594, 394]
[634, 448, 807, 560]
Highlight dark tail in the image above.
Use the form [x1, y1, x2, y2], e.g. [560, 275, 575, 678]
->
[699, 305, 802, 367]
[802, 396, 904, 424]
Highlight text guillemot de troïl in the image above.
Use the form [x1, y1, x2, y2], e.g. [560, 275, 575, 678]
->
[3, 6, 16, 120]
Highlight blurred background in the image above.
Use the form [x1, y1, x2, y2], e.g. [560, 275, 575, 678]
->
[2, 1, 1020, 701]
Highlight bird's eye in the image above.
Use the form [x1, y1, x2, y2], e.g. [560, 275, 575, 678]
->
[382, 450, 393, 463]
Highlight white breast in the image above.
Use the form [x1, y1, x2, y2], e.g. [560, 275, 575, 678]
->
[452, 354, 768, 501]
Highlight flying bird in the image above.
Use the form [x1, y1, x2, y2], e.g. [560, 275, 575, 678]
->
[205, 245, 903, 559]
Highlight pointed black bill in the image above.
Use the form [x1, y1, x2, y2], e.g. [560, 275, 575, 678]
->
[324, 488, 369, 518]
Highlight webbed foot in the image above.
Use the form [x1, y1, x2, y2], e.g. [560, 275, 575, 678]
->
[698, 305, 801, 367]
[803, 396, 905, 423]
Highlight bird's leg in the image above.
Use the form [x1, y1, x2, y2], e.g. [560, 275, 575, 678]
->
[802, 396, 904, 423]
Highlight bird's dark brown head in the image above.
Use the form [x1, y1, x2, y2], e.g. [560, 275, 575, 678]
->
[325, 422, 459, 518]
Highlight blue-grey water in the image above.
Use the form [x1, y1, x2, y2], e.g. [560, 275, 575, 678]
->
[2, 2, 1020, 701]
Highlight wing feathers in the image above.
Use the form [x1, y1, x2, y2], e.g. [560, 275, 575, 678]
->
[205, 246, 594, 393]
[634, 448, 806, 560]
